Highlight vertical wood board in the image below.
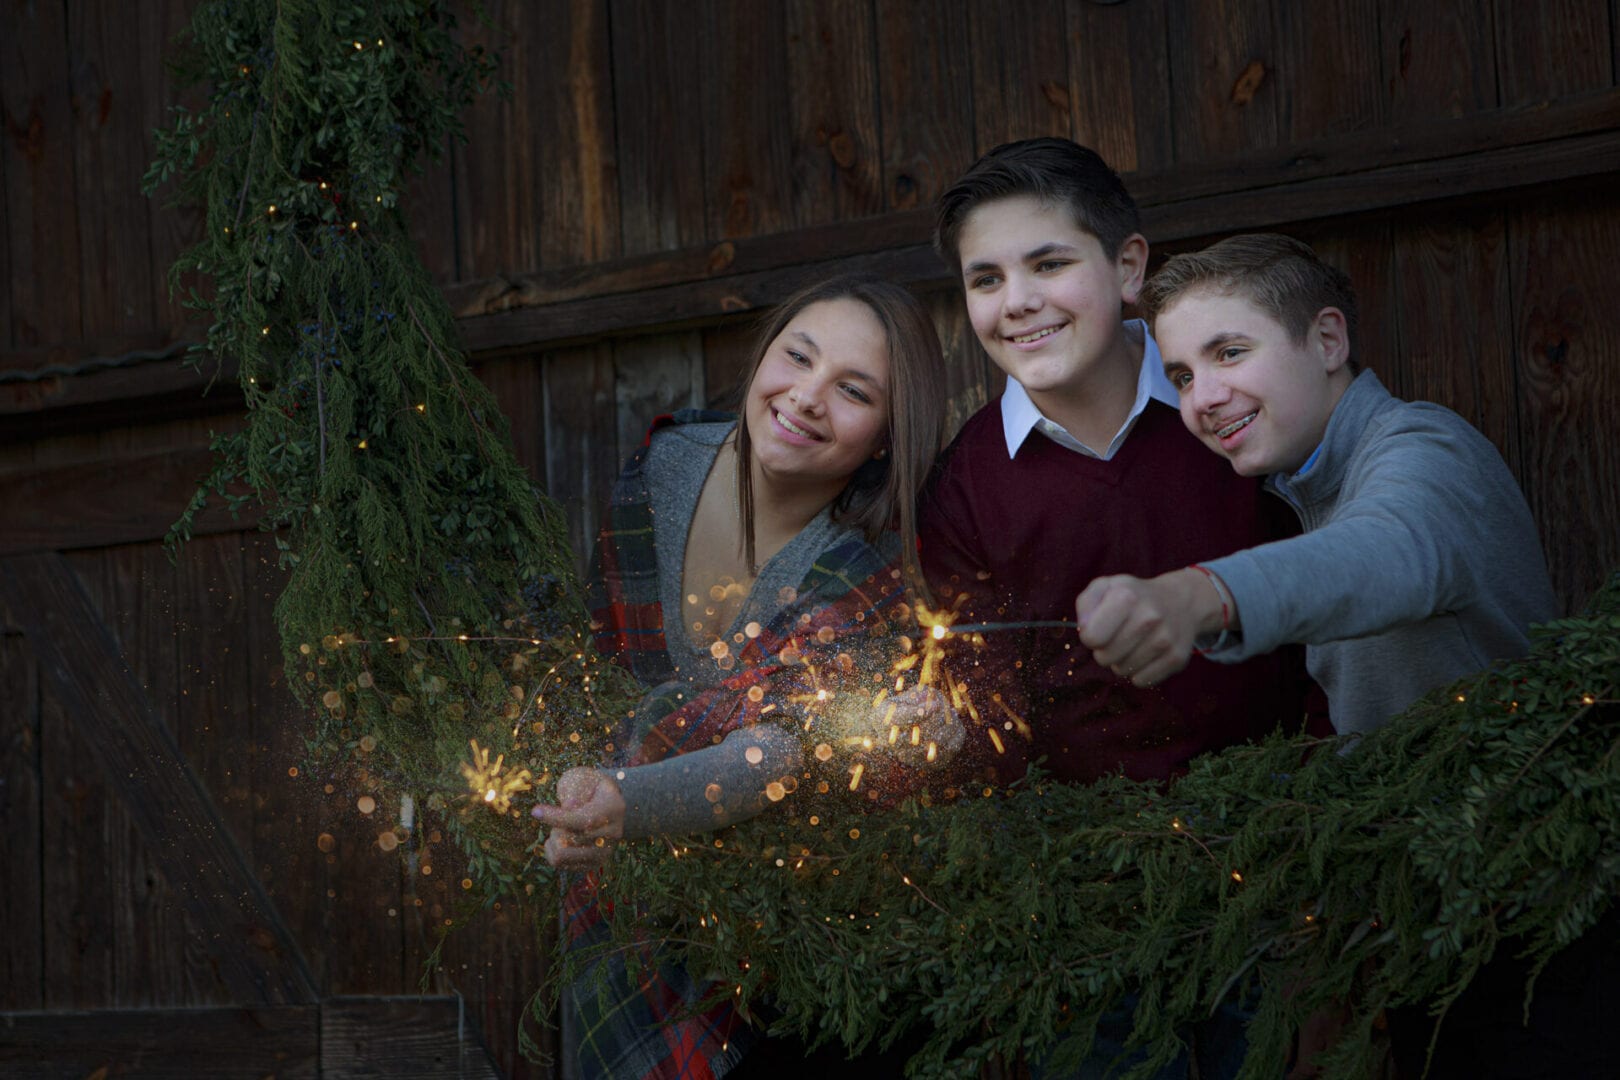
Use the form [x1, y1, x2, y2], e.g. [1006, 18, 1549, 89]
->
[1164, 0, 1279, 162]
[1380, 0, 1499, 121]
[966, 0, 1073, 152]
[924, 286, 1000, 442]
[1067, 0, 1175, 175]
[702, 318, 761, 411]
[1493, 0, 1612, 105]
[1389, 211, 1522, 478]
[613, 331, 706, 468]
[140, 0, 207, 337]
[537, 0, 621, 267]
[452, 1, 540, 279]
[1271, 0, 1387, 140]
[39, 668, 116, 1009]
[874, 0, 975, 210]
[1, 0, 82, 346]
[475, 354, 549, 486]
[698, 1, 795, 240]
[0, 630, 44, 1009]
[1304, 220, 1403, 403]
[94, 542, 199, 1007]
[785, 0, 884, 225]
[66, 0, 158, 338]
[609, 0, 710, 255]
[544, 344, 619, 581]
[1507, 188, 1620, 612]
[407, 136, 461, 283]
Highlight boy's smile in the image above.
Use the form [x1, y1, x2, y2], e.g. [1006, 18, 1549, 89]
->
[955, 196, 1146, 439]
[1156, 288, 1353, 476]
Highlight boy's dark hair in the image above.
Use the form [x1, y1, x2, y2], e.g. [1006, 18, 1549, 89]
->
[1140, 233, 1361, 369]
[934, 137, 1141, 274]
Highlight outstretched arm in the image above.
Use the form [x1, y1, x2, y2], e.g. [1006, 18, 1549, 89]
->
[532, 723, 803, 868]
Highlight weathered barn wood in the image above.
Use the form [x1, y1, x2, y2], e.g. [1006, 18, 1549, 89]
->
[0, 444, 254, 554]
[0, 624, 44, 1009]
[9, 90, 1617, 444]
[0, 551, 318, 1006]
[0, 996, 502, 1079]
[3, 2, 1618, 1076]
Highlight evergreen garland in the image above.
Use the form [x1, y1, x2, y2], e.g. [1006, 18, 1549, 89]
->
[146, 6, 1620, 1078]
[143, 0, 638, 893]
[583, 591, 1618, 1078]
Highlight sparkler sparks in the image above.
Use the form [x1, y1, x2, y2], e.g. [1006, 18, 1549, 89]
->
[459, 738, 533, 815]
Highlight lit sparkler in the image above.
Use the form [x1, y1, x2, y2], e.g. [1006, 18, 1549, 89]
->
[459, 738, 533, 815]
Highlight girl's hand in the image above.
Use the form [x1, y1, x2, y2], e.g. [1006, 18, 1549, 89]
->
[531, 767, 626, 870]
[867, 686, 965, 768]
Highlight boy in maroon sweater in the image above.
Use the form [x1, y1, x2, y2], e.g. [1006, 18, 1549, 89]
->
[921, 139, 1315, 790]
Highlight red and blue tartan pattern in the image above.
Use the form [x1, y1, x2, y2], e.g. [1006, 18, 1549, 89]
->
[565, 413, 913, 1079]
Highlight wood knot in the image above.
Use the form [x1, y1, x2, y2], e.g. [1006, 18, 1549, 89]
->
[707, 241, 736, 273]
[1230, 60, 1266, 106]
[891, 173, 918, 209]
[828, 131, 856, 169]
[1041, 81, 1072, 113]
[1545, 336, 1569, 375]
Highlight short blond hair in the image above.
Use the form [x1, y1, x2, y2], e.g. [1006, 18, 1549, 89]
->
[1142, 234, 1360, 367]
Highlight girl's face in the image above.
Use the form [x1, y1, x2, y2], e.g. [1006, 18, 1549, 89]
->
[744, 297, 892, 491]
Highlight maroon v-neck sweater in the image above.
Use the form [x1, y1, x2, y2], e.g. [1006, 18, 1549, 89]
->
[920, 399, 1316, 786]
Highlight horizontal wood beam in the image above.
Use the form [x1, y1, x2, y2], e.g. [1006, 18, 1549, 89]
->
[0, 997, 500, 1079]
[448, 88, 1620, 325]
[0, 445, 261, 555]
[457, 133, 1620, 358]
[4, 88, 1618, 433]
[322, 996, 502, 1079]
[0, 553, 316, 1006]
[0, 1005, 317, 1079]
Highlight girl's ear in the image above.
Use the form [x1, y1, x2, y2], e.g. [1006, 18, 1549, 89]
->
[1314, 307, 1352, 374]
[1117, 234, 1150, 305]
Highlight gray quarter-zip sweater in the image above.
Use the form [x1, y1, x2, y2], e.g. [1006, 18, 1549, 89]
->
[1202, 371, 1556, 736]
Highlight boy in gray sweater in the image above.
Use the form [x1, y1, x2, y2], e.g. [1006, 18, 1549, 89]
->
[1073, 232, 1555, 733]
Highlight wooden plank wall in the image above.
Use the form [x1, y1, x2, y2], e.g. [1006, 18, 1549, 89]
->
[397, 0, 1620, 606]
[2, 2, 1618, 1078]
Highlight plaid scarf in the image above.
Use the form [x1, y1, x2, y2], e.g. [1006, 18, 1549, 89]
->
[565, 412, 911, 1080]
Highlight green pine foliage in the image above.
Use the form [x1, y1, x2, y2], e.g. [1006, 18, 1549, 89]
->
[580, 581, 1619, 1078]
[146, 6, 1620, 1077]
[144, 0, 637, 894]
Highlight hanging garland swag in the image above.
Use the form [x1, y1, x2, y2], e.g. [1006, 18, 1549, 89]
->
[145, 4, 1620, 1077]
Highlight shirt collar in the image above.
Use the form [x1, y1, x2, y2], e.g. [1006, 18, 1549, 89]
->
[1269, 370, 1387, 505]
[999, 319, 1178, 459]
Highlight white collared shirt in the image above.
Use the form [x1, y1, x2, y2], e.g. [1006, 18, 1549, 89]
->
[999, 319, 1178, 460]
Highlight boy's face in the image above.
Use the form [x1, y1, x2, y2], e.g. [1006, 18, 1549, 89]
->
[1156, 287, 1352, 477]
[955, 195, 1145, 397]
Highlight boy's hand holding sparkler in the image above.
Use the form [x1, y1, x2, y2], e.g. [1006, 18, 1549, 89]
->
[1076, 566, 1234, 688]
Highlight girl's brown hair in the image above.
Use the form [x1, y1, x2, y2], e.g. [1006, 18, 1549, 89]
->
[732, 275, 947, 590]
